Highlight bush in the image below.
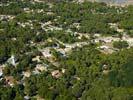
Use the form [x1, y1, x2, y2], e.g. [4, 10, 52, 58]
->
[113, 41, 129, 49]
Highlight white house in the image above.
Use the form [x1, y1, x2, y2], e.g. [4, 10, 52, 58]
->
[0, 67, 3, 77]
[42, 48, 52, 58]
[7, 55, 16, 66]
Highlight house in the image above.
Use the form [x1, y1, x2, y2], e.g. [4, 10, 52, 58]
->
[102, 64, 110, 75]
[101, 38, 112, 43]
[37, 9, 44, 13]
[108, 23, 117, 28]
[117, 28, 124, 33]
[32, 56, 41, 62]
[11, 38, 17, 41]
[95, 36, 120, 43]
[56, 49, 66, 56]
[42, 48, 52, 58]
[74, 76, 81, 80]
[35, 64, 47, 72]
[126, 38, 133, 47]
[24, 96, 30, 100]
[51, 70, 62, 78]
[73, 23, 80, 29]
[7, 55, 16, 66]
[34, 0, 44, 3]
[98, 45, 115, 54]
[0, 67, 3, 77]
[23, 8, 30, 11]
[94, 33, 101, 38]
[32, 70, 40, 75]
[99, 45, 109, 50]
[22, 71, 31, 78]
[0, 15, 15, 21]
[32, 64, 48, 75]
[5, 76, 15, 87]
[62, 68, 66, 73]
[47, 12, 54, 15]
[0, 64, 5, 77]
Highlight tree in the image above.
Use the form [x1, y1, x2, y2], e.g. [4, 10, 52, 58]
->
[112, 88, 132, 100]
[109, 58, 133, 87]
[38, 85, 49, 98]
[72, 83, 85, 98]
[113, 41, 129, 49]
[1, 87, 16, 100]
[14, 92, 23, 100]
[24, 80, 37, 96]
[3, 66, 11, 75]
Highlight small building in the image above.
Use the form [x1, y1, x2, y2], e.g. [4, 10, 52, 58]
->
[117, 28, 124, 33]
[94, 33, 101, 38]
[0, 67, 3, 77]
[42, 48, 52, 58]
[51, 70, 62, 78]
[35, 64, 47, 72]
[62, 68, 66, 73]
[22, 71, 31, 78]
[98, 45, 114, 54]
[102, 64, 110, 75]
[56, 49, 66, 56]
[99, 45, 109, 50]
[127, 38, 133, 47]
[5, 76, 15, 87]
[0, 65, 5, 77]
[24, 96, 30, 100]
[32, 56, 41, 62]
[7, 55, 16, 66]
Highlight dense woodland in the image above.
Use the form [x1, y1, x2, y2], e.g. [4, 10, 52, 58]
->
[0, 0, 133, 100]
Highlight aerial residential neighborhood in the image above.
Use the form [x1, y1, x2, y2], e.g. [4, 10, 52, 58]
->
[0, 0, 133, 100]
